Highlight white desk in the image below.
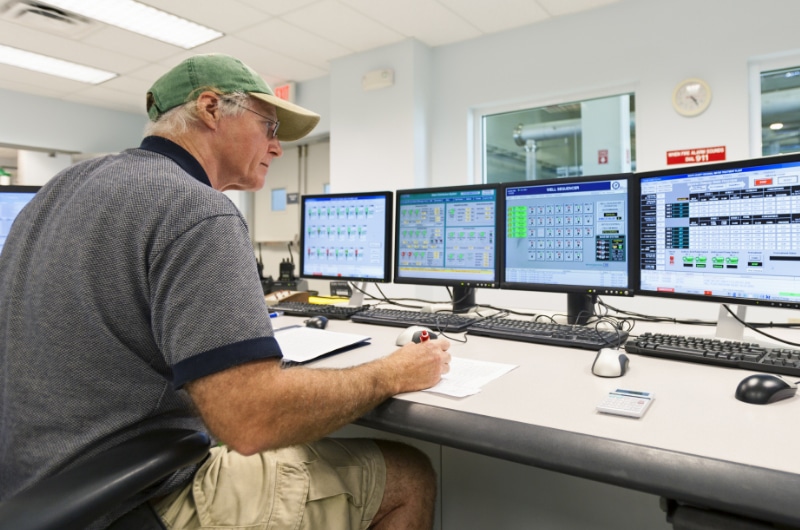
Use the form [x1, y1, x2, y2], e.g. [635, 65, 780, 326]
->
[282, 314, 800, 527]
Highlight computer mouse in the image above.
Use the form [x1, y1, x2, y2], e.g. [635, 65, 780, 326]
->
[304, 316, 329, 330]
[395, 326, 438, 346]
[591, 348, 629, 378]
[735, 374, 797, 405]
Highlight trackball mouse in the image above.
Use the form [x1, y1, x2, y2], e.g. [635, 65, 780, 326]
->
[735, 374, 797, 405]
[591, 348, 629, 378]
[395, 326, 438, 346]
[305, 316, 329, 330]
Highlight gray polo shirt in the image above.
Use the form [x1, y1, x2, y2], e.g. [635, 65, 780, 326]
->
[0, 136, 282, 528]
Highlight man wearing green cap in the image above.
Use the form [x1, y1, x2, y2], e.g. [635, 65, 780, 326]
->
[0, 54, 451, 529]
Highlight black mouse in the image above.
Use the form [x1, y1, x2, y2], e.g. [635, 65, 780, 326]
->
[735, 374, 798, 405]
[305, 316, 329, 330]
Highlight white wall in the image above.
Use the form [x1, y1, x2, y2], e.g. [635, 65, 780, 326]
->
[0, 88, 147, 154]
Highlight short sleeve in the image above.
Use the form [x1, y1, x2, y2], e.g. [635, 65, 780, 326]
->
[149, 213, 282, 387]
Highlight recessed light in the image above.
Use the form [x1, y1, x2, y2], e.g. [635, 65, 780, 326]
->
[770, 122, 784, 130]
[41, 0, 223, 49]
[0, 44, 117, 84]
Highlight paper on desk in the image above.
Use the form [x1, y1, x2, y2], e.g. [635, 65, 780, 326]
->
[423, 356, 517, 398]
[275, 326, 370, 363]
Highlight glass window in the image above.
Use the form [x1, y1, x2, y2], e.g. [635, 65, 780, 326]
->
[761, 66, 800, 156]
[483, 94, 635, 183]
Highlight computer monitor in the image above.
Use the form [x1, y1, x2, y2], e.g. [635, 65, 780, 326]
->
[394, 184, 500, 313]
[501, 174, 635, 325]
[0, 185, 40, 255]
[299, 191, 393, 304]
[638, 153, 800, 341]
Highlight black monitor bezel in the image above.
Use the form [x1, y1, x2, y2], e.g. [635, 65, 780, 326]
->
[0, 185, 42, 254]
[0, 185, 42, 194]
[635, 152, 800, 310]
[499, 173, 638, 298]
[393, 183, 502, 290]
[298, 190, 394, 283]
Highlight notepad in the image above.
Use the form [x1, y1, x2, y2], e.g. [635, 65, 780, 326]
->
[275, 326, 371, 363]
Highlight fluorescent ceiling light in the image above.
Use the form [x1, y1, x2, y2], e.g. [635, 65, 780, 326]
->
[42, 0, 223, 49]
[0, 44, 117, 84]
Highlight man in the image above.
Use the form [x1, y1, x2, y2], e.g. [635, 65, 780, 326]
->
[0, 54, 451, 529]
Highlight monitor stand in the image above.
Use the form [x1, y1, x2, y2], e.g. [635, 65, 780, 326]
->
[451, 286, 476, 314]
[347, 281, 367, 307]
[714, 304, 783, 348]
[566, 293, 597, 326]
[715, 303, 747, 342]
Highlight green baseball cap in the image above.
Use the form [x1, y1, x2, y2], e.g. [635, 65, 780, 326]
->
[146, 53, 320, 142]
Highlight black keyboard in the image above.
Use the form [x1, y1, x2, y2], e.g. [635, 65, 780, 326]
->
[624, 332, 800, 377]
[467, 318, 628, 350]
[350, 308, 476, 332]
[268, 302, 367, 320]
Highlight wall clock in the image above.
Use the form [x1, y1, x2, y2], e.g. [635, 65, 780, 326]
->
[672, 78, 711, 117]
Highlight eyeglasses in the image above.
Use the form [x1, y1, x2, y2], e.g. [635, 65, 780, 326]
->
[227, 100, 280, 139]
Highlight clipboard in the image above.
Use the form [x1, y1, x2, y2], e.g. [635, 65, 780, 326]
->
[274, 326, 371, 364]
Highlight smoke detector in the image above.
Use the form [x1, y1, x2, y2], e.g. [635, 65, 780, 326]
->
[1, 1, 97, 37]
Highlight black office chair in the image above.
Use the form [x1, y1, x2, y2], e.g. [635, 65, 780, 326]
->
[0, 428, 211, 530]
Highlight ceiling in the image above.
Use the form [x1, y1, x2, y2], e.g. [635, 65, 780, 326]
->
[0, 0, 622, 117]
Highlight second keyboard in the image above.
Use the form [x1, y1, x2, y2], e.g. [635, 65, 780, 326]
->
[467, 318, 628, 350]
[350, 308, 476, 332]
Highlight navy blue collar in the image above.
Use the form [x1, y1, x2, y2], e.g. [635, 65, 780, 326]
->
[139, 136, 212, 187]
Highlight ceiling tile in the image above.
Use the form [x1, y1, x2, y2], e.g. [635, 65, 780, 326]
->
[236, 19, 352, 70]
[80, 27, 183, 63]
[536, 0, 620, 17]
[0, 19, 147, 74]
[234, 0, 320, 16]
[283, 0, 404, 51]
[439, 0, 550, 34]
[340, 0, 481, 46]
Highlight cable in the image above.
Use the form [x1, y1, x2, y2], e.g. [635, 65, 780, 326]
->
[721, 304, 800, 348]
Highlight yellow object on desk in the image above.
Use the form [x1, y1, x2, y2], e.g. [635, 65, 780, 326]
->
[308, 296, 349, 305]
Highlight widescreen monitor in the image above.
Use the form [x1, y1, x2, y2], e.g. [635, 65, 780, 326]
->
[299, 191, 393, 286]
[394, 184, 500, 312]
[638, 153, 800, 324]
[0, 185, 40, 255]
[501, 174, 635, 324]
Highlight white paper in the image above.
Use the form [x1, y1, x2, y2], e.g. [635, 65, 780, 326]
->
[275, 326, 370, 363]
[423, 356, 517, 398]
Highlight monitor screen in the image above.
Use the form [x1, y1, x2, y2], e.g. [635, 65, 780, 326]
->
[299, 191, 393, 283]
[501, 174, 635, 323]
[394, 184, 500, 311]
[0, 185, 40, 255]
[638, 153, 800, 310]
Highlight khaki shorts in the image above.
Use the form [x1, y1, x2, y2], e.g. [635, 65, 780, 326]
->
[153, 438, 386, 530]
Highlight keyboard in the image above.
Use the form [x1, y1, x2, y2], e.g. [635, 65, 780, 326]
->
[467, 318, 628, 350]
[624, 332, 800, 377]
[267, 302, 367, 320]
[350, 308, 476, 332]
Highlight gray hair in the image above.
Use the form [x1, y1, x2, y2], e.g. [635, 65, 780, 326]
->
[143, 91, 250, 137]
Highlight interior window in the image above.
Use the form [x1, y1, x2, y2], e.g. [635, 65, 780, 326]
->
[761, 66, 800, 155]
[483, 94, 636, 184]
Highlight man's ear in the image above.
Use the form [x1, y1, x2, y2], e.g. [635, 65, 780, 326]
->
[195, 91, 221, 130]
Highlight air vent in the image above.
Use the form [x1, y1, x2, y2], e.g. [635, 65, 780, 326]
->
[1, 1, 97, 37]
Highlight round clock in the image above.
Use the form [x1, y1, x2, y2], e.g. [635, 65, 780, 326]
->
[672, 78, 712, 116]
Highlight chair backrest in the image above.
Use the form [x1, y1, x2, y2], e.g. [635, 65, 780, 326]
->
[0, 429, 211, 530]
